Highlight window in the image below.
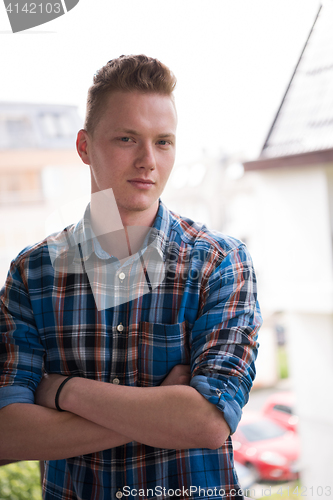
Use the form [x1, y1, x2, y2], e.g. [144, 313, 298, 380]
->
[0, 115, 34, 148]
[39, 113, 74, 138]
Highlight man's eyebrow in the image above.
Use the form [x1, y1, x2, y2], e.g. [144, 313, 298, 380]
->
[114, 128, 175, 139]
[114, 128, 139, 135]
[156, 133, 176, 139]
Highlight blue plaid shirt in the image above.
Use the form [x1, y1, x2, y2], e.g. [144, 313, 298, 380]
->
[0, 200, 262, 500]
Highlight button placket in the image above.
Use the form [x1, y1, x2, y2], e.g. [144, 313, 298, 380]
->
[110, 315, 127, 386]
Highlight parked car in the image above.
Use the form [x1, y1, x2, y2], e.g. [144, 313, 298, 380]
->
[231, 411, 300, 482]
[262, 391, 298, 432]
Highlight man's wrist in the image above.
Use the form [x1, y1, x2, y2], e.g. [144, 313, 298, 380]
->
[58, 376, 97, 414]
[55, 376, 77, 411]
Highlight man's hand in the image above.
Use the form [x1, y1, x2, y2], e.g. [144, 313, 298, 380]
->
[35, 373, 67, 410]
[160, 364, 191, 386]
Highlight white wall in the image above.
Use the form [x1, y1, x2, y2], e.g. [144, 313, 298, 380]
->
[243, 165, 333, 315]
[286, 311, 333, 493]
[239, 162, 333, 494]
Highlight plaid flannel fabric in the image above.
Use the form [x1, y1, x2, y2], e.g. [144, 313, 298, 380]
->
[0, 200, 262, 500]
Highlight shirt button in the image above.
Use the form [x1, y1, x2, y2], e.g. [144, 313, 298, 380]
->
[119, 272, 126, 281]
[116, 491, 123, 499]
[113, 378, 120, 385]
[117, 323, 124, 332]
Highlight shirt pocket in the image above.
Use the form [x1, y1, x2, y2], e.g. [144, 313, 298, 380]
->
[138, 321, 190, 387]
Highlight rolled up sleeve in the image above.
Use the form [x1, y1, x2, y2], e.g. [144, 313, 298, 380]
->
[0, 385, 35, 409]
[0, 259, 44, 410]
[190, 244, 262, 434]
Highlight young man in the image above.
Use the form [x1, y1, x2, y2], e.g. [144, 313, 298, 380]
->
[0, 55, 262, 500]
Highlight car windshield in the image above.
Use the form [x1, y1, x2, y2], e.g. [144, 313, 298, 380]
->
[240, 419, 286, 442]
[273, 404, 293, 415]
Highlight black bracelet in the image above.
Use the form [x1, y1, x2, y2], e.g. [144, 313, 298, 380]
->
[55, 375, 76, 412]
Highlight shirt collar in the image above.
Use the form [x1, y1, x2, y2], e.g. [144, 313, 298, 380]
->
[70, 199, 173, 265]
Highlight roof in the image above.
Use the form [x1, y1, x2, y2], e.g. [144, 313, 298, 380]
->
[0, 102, 83, 150]
[244, 2, 333, 170]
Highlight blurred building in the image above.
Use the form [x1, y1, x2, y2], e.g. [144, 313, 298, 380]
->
[0, 102, 89, 284]
[243, 2, 333, 493]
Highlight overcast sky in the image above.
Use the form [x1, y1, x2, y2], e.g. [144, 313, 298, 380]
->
[0, 0, 321, 163]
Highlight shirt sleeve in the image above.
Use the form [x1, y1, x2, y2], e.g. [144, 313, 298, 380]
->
[0, 258, 44, 410]
[189, 243, 262, 434]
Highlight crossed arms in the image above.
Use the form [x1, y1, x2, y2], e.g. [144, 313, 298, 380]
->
[0, 243, 261, 463]
[0, 364, 230, 462]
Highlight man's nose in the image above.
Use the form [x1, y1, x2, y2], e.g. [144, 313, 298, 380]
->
[135, 143, 156, 170]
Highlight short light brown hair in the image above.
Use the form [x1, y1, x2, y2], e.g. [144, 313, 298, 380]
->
[84, 54, 177, 134]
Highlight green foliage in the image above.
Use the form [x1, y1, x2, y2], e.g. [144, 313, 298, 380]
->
[0, 461, 42, 500]
[277, 345, 289, 379]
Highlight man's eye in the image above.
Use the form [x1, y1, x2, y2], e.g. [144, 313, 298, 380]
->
[120, 137, 131, 142]
[158, 140, 170, 146]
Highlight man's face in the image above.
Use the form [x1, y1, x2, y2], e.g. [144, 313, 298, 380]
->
[77, 91, 177, 224]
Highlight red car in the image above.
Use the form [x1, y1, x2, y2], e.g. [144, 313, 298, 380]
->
[262, 391, 298, 433]
[231, 411, 300, 482]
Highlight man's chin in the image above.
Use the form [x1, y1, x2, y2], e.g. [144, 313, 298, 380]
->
[118, 198, 159, 215]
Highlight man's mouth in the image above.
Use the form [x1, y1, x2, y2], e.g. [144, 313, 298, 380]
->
[128, 179, 155, 189]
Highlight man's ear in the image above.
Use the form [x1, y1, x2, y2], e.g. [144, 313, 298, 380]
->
[76, 129, 91, 165]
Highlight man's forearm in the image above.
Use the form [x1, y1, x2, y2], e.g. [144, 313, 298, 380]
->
[0, 459, 20, 466]
[0, 403, 132, 461]
[59, 378, 230, 450]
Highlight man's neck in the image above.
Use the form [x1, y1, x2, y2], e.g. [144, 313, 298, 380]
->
[90, 192, 159, 259]
[96, 225, 152, 261]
